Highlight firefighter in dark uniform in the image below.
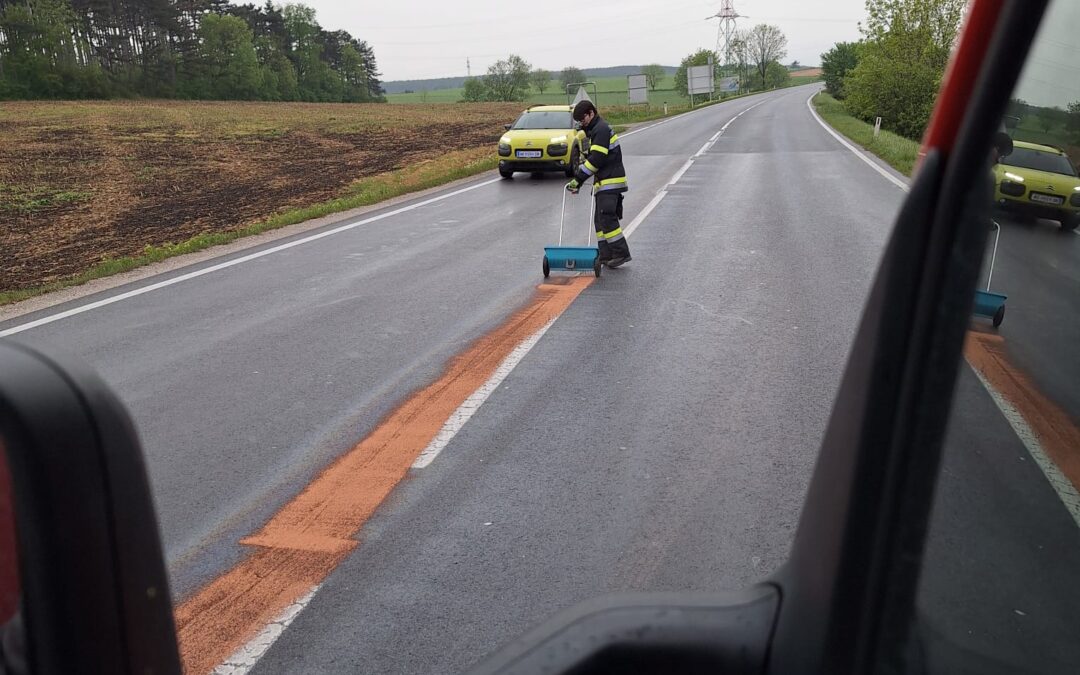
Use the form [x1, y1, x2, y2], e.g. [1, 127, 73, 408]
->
[566, 100, 632, 268]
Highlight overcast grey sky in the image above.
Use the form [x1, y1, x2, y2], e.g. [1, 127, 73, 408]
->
[301, 0, 866, 81]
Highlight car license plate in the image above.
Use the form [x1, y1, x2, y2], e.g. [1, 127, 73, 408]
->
[1030, 193, 1064, 205]
[515, 150, 542, 158]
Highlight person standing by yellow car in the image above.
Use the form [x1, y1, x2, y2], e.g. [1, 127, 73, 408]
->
[566, 100, 632, 268]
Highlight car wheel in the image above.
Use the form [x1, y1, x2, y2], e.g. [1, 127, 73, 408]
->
[566, 146, 580, 178]
[499, 167, 514, 179]
[1061, 213, 1079, 231]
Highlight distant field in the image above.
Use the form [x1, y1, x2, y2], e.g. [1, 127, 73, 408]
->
[0, 100, 522, 293]
[388, 75, 692, 106]
[387, 73, 822, 106]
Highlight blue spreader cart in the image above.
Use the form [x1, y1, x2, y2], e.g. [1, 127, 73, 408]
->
[543, 187, 602, 278]
[973, 220, 1007, 328]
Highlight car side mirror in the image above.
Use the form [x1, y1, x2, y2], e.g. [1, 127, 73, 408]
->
[0, 341, 181, 673]
[504, 123, 512, 130]
[993, 131, 1013, 160]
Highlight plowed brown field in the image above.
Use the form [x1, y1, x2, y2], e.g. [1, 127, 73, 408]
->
[0, 100, 522, 292]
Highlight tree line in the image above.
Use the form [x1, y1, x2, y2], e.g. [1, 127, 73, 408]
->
[458, 59, 670, 103]
[0, 0, 385, 102]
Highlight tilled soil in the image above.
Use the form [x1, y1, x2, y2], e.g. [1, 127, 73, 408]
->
[0, 100, 522, 292]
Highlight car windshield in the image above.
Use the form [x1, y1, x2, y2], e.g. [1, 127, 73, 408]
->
[512, 111, 572, 129]
[1002, 146, 1078, 176]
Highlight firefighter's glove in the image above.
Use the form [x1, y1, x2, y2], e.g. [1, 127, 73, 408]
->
[565, 179, 580, 194]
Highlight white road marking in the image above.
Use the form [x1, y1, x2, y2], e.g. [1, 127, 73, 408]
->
[805, 91, 910, 193]
[412, 318, 556, 469]
[624, 191, 668, 239]
[970, 369, 1080, 528]
[211, 584, 321, 675]
[667, 159, 695, 187]
[0, 178, 501, 337]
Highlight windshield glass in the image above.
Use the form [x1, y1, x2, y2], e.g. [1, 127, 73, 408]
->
[1002, 147, 1078, 176]
[512, 111, 572, 129]
[0, 0, 991, 672]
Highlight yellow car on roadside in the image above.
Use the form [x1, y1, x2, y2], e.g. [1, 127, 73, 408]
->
[498, 104, 587, 179]
[993, 140, 1080, 231]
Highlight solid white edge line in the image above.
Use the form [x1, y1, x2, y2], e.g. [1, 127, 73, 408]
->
[805, 91, 910, 193]
[0, 178, 502, 337]
[212, 584, 321, 675]
[412, 317, 556, 469]
[970, 369, 1080, 528]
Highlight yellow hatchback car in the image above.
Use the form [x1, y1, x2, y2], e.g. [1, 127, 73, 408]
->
[498, 104, 587, 179]
[993, 140, 1080, 231]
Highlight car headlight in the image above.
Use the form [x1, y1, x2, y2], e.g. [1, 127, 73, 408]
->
[1004, 172, 1025, 183]
[1071, 193, 1080, 207]
[498, 142, 511, 157]
[547, 143, 568, 156]
[999, 181, 1025, 197]
[550, 135, 568, 144]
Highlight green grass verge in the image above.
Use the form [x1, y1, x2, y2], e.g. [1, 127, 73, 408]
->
[811, 91, 920, 176]
[0, 152, 499, 307]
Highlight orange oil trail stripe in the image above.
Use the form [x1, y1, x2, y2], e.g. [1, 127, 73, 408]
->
[964, 331, 1080, 493]
[175, 276, 593, 674]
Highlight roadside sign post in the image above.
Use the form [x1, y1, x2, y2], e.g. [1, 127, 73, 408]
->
[874, 117, 882, 137]
[627, 74, 648, 106]
[687, 64, 714, 108]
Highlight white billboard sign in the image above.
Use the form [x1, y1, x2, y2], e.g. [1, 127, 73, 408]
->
[627, 74, 648, 104]
[687, 64, 714, 95]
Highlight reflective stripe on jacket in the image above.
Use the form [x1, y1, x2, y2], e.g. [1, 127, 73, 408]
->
[575, 116, 628, 193]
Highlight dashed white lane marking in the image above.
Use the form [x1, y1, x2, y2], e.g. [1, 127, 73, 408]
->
[412, 318, 556, 469]
[667, 159, 696, 186]
[970, 369, 1080, 528]
[211, 585, 321, 675]
[624, 190, 668, 239]
[805, 91, 910, 192]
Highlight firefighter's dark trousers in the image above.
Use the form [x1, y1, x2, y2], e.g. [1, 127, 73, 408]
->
[594, 192, 630, 260]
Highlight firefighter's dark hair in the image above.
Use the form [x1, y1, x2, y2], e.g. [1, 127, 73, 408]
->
[572, 100, 597, 121]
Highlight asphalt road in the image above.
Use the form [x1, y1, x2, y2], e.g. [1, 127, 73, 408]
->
[3, 84, 1078, 673]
